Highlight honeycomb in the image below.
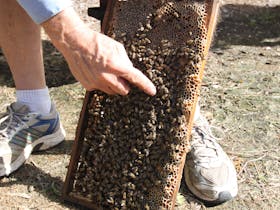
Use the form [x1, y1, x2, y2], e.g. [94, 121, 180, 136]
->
[65, 0, 214, 209]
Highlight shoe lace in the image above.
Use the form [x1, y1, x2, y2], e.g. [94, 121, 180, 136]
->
[191, 115, 222, 164]
[0, 106, 27, 140]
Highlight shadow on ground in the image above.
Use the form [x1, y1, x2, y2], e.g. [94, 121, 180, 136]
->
[213, 4, 280, 48]
[0, 139, 92, 209]
[0, 160, 88, 209]
[0, 40, 76, 88]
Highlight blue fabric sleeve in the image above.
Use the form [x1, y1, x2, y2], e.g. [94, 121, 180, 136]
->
[17, 0, 72, 24]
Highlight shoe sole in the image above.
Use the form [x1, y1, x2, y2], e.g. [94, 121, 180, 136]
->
[0, 126, 66, 177]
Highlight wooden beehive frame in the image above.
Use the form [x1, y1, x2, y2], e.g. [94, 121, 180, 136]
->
[63, 0, 220, 209]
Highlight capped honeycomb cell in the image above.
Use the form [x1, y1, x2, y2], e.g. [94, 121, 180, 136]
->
[63, 0, 220, 209]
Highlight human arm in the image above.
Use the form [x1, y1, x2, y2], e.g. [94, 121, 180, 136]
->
[16, 1, 156, 95]
[41, 7, 156, 95]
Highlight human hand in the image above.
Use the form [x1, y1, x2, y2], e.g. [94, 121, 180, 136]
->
[42, 8, 156, 96]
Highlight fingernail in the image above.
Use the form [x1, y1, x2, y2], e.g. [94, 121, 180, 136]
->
[121, 89, 130, 96]
[148, 84, 157, 96]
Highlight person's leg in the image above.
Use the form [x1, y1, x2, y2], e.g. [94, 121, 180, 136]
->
[0, 0, 51, 114]
[0, 0, 65, 177]
[0, 0, 45, 90]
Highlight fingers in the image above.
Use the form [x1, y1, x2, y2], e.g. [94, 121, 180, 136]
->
[112, 43, 157, 96]
[89, 85, 117, 95]
[106, 86, 118, 95]
[118, 66, 157, 96]
[113, 77, 130, 95]
[65, 32, 156, 96]
[100, 73, 129, 96]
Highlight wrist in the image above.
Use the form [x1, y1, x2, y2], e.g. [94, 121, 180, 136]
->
[42, 7, 93, 54]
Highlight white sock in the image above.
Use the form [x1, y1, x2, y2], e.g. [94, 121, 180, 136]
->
[16, 87, 51, 115]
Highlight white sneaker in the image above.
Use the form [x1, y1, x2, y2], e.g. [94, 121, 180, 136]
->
[0, 102, 65, 177]
[184, 112, 238, 206]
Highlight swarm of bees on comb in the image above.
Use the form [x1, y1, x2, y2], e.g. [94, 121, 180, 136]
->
[65, 0, 211, 209]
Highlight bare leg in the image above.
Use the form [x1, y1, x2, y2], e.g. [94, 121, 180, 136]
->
[0, 1, 63, 178]
[0, 0, 45, 90]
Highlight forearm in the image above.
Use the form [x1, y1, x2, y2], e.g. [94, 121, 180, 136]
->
[41, 7, 92, 56]
[18, 1, 156, 95]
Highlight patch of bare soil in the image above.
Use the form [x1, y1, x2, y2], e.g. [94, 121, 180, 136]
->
[0, 0, 279, 209]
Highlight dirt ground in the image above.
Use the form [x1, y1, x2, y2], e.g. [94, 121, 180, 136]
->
[0, 0, 279, 209]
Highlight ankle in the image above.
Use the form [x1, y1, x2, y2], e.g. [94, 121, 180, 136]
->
[16, 87, 52, 115]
